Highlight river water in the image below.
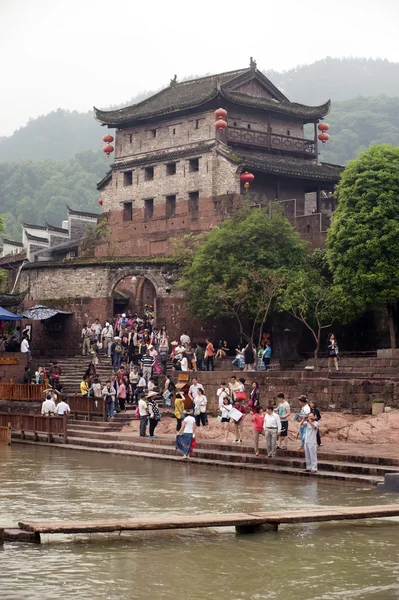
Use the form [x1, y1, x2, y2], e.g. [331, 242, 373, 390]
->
[1, 445, 399, 600]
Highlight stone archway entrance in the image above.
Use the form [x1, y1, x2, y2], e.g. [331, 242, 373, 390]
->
[112, 275, 157, 318]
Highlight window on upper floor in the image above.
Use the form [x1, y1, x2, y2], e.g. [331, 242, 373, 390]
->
[166, 195, 176, 218]
[195, 119, 200, 130]
[123, 171, 133, 186]
[287, 129, 291, 136]
[189, 191, 199, 215]
[144, 166, 154, 181]
[144, 198, 154, 219]
[129, 134, 133, 144]
[189, 158, 199, 172]
[247, 124, 251, 130]
[166, 162, 176, 176]
[150, 129, 157, 138]
[123, 202, 133, 221]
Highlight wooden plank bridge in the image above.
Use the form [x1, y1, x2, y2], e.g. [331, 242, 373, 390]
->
[4, 504, 399, 543]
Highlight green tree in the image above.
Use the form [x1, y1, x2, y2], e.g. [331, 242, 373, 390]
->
[327, 144, 399, 347]
[179, 205, 307, 342]
[278, 262, 343, 365]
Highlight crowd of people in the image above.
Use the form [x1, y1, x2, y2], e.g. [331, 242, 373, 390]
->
[175, 375, 322, 472]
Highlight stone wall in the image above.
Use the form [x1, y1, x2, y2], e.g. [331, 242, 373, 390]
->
[0, 354, 28, 384]
[115, 111, 216, 161]
[19, 261, 189, 356]
[188, 371, 399, 414]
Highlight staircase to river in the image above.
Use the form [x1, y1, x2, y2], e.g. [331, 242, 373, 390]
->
[44, 354, 115, 394]
[15, 418, 399, 486]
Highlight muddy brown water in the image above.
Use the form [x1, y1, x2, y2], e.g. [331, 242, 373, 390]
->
[1, 444, 399, 599]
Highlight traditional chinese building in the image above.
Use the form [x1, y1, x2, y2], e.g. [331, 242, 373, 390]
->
[7, 60, 344, 356]
[95, 59, 342, 256]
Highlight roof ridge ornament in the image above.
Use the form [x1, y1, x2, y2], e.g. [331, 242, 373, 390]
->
[170, 74, 177, 86]
[250, 57, 257, 71]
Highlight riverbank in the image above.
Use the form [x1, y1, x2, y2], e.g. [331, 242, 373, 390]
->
[10, 413, 399, 486]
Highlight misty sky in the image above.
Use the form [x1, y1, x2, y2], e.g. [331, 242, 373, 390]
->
[1, 0, 399, 137]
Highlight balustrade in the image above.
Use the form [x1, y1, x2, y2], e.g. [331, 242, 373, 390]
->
[226, 126, 316, 156]
[0, 413, 68, 443]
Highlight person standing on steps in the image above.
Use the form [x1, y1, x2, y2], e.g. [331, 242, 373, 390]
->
[248, 381, 260, 414]
[301, 412, 319, 473]
[193, 387, 208, 428]
[80, 374, 90, 397]
[309, 400, 322, 446]
[252, 406, 265, 456]
[262, 342, 272, 370]
[174, 392, 186, 432]
[205, 338, 215, 371]
[264, 405, 281, 459]
[138, 394, 149, 437]
[142, 348, 155, 383]
[118, 376, 127, 412]
[219, 396, 232, 442]
[296, 395, 311, 451]
[276, 393, 290, 450]
[327, 333, 339, 372]
[147, 391, 160, 438]
[101, 321, 114, 357]
[102, 379, 116, 419]
[176, 409, 196, 459]
[81, 324, 92, 356]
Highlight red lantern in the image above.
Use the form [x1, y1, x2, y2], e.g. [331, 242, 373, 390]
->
[103, 144, 114, 156]
[318, 123, 329, 132]
[318, 132, 330, 145]
[215, 119, 227, 133]
[240, 171, 255, 191]
[102, 134, 114, 143]
[98, 198, 103, 206]
[215, 108, 227, 120]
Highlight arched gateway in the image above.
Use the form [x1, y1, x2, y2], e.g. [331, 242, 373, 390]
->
[19, 260, 185, 356]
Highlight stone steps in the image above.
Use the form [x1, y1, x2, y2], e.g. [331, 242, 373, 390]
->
[14, 435, 384, 485]
[65, 431, 396, 478]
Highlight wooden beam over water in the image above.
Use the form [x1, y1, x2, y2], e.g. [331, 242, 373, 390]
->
[17, 504, 399, 538]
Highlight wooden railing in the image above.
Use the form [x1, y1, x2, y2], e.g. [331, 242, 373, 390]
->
[226, 126, 316, 156]
[67, 395, 107, 421]
[0, 383, 46, 401]
[0, 423, 11, 445]
[0, 413, 68, 443]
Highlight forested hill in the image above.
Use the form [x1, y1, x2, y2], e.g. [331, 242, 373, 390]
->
[265, 57, 399, 104]
[1, 57, 399, 241]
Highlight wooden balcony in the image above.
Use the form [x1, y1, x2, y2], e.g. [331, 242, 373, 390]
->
[226, 126, 316, 157]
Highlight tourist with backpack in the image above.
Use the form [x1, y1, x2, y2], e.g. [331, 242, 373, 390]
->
[112, 337, 123, 372]
[102, 380, 116, 419]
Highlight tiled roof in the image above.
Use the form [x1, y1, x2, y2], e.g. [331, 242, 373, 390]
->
[2, 238, 23, 247]
[97, 169, 112, 190]
[221, 148, 343, 182]
[25, 231, 49, 244]
[94, 68, 248, 126]
[45, 222, 69, 234]
[94, 66, 331, 126]
[67, 205, 99, 219]
[221, 90, 330, 120]
[112, 141, 215, 171]
[22, 222, 47, 231]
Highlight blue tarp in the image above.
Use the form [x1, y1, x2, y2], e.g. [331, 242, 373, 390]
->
[0, 306, 21, 321]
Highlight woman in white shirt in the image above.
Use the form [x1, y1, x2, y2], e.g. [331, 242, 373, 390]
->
[194, 388, 208, 427]
[175, 409, 196, 459]
[218, 396, 232, 442]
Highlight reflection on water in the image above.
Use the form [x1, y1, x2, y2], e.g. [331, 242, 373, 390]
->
[1, 445, 399, 599]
